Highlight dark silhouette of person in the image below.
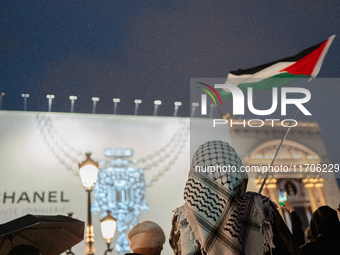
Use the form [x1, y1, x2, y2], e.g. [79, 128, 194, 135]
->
[301, 206, 340, 255]
[281, 197, 305, 247]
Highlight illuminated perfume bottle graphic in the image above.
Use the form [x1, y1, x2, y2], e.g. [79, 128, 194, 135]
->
[92, 148, 149, 254]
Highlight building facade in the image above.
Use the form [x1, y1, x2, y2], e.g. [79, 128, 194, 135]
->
[229, 119, 339, 231]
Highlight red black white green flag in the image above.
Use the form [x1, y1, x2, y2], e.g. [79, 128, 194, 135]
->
[220, 35, 335, 98]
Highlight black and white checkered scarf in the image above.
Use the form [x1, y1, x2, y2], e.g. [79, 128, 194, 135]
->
[174, 141, 275, 255]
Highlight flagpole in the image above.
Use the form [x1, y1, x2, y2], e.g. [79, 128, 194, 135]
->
[258, 80, 314, 193]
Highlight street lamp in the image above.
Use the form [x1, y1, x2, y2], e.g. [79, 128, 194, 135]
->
[153, 100, 162, 116]
[173, 101, 182, 117]
[21, 94, 29, 111]
[113, 98, 120, 115]
[79, 152, 99, 255]
[0, 92, 4, 110]
[191, 102, 199, 117]
[46, 94, 55, 112]
[69, 96, 77, 113]
[134, 99, 142, 115]
[100, 211, 117, 255]
[209, 103, 216, 118]
[92, 97, 100, 114]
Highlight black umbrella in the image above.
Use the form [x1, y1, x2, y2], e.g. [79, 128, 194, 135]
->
[0, 214, 84, 255]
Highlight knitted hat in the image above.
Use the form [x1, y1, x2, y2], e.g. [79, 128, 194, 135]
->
[128, 220, 166, 255]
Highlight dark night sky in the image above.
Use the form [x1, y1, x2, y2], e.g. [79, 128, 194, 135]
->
[1, 1, 340, 170]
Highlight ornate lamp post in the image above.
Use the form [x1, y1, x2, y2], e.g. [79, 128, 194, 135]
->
[100, 211, 117, 255]
[79, 152, 99, 255]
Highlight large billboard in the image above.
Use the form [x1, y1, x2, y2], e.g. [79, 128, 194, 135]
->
[0, 111, 232, 255]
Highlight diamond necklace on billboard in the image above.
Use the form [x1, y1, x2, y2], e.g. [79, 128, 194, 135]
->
[35, 113, 189, 254]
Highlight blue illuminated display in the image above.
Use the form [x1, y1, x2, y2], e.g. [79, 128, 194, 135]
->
[92, 150, 149, 254]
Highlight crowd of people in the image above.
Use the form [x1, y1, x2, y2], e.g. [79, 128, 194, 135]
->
[125, 141, 340, 255]
[5, 141, 340, 255]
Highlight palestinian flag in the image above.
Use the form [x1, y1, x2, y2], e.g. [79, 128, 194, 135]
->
[220, 35, 335, 98]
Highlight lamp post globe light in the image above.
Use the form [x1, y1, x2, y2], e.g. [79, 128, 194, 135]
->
[79, 152, 99, 255]
[100, 211, 117, 255]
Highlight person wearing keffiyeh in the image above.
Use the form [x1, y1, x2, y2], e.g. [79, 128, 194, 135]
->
[169, 141, 301, 255]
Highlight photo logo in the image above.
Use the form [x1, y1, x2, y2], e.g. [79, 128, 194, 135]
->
[193, 80, 313, 128]
[197, 83, 311, 116]
[196, 82, 222, 115]
[215, 84, 311, 116]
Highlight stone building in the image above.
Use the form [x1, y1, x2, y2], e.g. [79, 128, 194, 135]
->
[229, 119, 339, 231]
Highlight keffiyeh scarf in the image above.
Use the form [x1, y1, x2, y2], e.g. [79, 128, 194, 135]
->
[170, 141, 275, 255]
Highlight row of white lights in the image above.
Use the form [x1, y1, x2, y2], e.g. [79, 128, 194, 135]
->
[0, 93, 184, 116]
[86, 96, 182, 116]
[1, 93, 213, 117]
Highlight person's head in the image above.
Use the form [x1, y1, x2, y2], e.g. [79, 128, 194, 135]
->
[127, 220, 165, 255]
[188, 140, 248, 197]
[7, 244, 40, 255]
[310, 206, 340, 239]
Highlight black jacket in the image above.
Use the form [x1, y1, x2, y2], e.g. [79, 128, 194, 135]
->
[301, 206, 340, 255]
[291, 211, 305, 247]
[300, 231, 340, 255]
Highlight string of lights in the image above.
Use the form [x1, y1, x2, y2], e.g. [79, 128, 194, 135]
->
[0, 92, 217, 118]
[0, 93, 191, 117]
